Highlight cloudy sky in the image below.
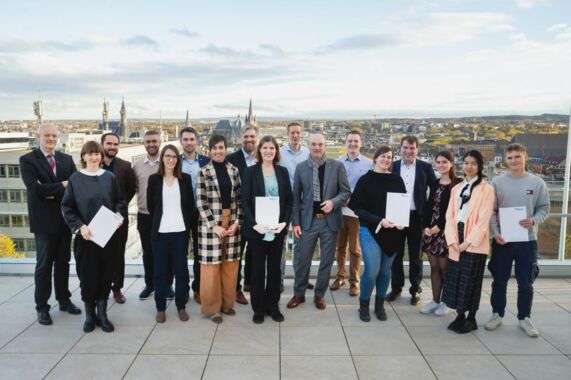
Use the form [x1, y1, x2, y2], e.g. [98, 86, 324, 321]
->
[1, 0, 570, 119]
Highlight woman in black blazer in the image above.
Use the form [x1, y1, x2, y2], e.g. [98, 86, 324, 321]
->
[242, 135, 292, 324]
[147, 144, 195, 323]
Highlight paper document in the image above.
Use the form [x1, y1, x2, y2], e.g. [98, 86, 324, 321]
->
[256, 197, 280, 227]
[87, 206, 124, 248]
[385, 192, 411, 227]
[499, 207, 529, 242]
[342, 207, 357, 218]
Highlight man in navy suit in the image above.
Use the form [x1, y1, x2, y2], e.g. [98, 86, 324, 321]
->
[179, 127, 211, 305]
[388, 136, 436, 305]
[20, 124, 81, 325]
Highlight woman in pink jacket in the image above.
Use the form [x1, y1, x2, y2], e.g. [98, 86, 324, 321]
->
[442, 150, 494, 334]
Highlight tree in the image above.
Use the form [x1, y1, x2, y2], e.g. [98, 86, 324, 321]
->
[0, 234, 25, 259]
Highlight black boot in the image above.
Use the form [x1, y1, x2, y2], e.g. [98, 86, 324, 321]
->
[96, 299, 114, 332]
[374, 298, 387, 321]
[83, 302, 96, 332]
[359, 299, 370, 322]
[457, 312, 478, 334]
[448, 312, 465, 331]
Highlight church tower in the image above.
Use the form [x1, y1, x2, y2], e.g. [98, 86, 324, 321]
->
[120, 98, 128, 138]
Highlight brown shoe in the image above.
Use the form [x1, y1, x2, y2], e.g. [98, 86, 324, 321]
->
[156, 311, 166, 323]
[221, 308, 236, 315]
[193, 292, 201, 304]
[113, 290, 126, 304]
[287, 296, 306, 309]
[329, 279, 345, 291]
[235, 290, 248, 305]
[349, 284, 360, 297]
[314, 296, 326, 310]
[211, 313, 223, 324]
[178, 309, 189, 321]
[243, 284, 252, 292]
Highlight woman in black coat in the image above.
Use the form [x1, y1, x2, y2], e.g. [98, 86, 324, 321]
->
[241, 135, 292, 324]
[147, 144, 194, 323]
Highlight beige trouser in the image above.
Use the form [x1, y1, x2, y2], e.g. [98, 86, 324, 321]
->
[200, 209, 239, 316]
[335, 215, 362, 285]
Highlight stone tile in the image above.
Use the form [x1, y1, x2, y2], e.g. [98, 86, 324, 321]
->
[522, 303, 571, 326]
[497, 355, 571, 380]
[211, 325, 279, 355]
[71, 325, 153, 354]
[391, 303, 459, 327]
[0, 353, 63, 379]
[0, 284, 32, 303]
[280, 304, 341, 326]
[474, 325, 560, 354]
[46, 353, 135, 380]
[124, 354, 207, 380]
[106, 301, 160, 326]
[281, 326, 349, 356]
[202, 355, 279, 380]
[344, 326, 420, 356]
[336, 305, 402, 327]
[0, 323, 31, 348]
[141, 324, 216, 355]
[408, 326, 489, 355]
[281, 355, 358, 380]
[425, 355, 513, 380]
[0, 301, 39, 325]
[540, 325, 571, 354]
[353, 355, 436, 380]
[1, 324, 83, 353]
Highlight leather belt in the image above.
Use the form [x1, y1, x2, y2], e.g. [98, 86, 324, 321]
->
[313, 213, 327, 219]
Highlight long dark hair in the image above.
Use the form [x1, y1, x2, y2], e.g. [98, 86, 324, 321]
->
[158, 144, 183, 179]
[435, 151, 462, 187]
[459, 150, 484, 209]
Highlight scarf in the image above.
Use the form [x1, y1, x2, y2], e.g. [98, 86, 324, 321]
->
[308, 154, 327, 201]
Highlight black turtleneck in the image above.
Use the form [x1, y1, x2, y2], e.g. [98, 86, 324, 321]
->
[213, 160, 232, 208]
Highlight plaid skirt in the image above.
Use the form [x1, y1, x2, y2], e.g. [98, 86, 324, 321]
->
[441, 223, 487, 313]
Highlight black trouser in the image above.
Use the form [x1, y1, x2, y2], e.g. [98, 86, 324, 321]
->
[236, 233, 253, 291]
[75, 235, 114, 303]
[111, 222, 128, 292]
[190, 209, 201, 292]
[152, 232, 190, 311]
[34, 223, 72, 312]
[391, 211, 423, 295]
[249, 234, 285, 314]
[137, 212, 173, 290]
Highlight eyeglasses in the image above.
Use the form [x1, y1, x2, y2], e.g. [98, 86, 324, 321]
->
[164, 154, 178, 160]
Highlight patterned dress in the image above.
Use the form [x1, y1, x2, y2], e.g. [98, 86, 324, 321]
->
[422, 184, 449, 256]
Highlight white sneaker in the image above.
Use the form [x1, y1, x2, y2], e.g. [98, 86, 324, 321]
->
[484, 313, 503, 330]
[420, 300, 439, 314]
[434, 302, 450, 316]
[518, 317, 540, 337]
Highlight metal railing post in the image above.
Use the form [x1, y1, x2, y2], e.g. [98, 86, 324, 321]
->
[558, 107, 571, 261]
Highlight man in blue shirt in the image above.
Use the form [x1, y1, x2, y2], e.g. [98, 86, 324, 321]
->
[331, 130, 372, 296]
[180, 127, 211, 304]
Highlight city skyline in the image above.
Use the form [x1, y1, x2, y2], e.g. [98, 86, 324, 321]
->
[1, 0, 570, 119]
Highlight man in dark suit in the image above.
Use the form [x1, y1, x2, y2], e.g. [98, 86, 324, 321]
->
[20, 124, 81, 325]
[179, 127, 211, 305]
[287, 134, 351, 310]
[226, 125, 258, 305]
[388, 135, 437, 305]
[101, 133, 137, 304]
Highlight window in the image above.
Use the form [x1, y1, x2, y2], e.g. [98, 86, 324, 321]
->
[12, 238, 25, 251]
[9, 190, 22, 203]
[0, 165, 5, 178]
[0, 190, 8, 203]
[10, 215, 24, 227]
[23, 215, 29, 227]
[22, 190, 27, 202]
[7, 165, 20, 178]
[0, 215, 9, 226]
[26, 239, 36, 251]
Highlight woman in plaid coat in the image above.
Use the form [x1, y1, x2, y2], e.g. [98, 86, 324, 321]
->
[196, 134, 243, 323]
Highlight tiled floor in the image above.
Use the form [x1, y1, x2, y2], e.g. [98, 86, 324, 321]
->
[0, 275, 570, 379]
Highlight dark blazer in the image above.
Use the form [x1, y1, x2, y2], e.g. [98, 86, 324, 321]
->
[20, 148, 76, 234]
[226, 149, 248, 181]
[196, 153, 211, 168]
[147, 173, 195, 240]
[108, 157, 137, 218]
[241, 164, 293, 240]
[392, 159, 437, 216]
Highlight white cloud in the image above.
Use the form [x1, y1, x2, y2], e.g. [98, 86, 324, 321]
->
[514, 0, 550, 9]
[547, 23, 571, 40]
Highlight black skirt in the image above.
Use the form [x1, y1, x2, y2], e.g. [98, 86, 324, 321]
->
[441, 223, 487, 313]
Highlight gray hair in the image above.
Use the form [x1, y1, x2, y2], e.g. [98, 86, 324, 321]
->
[37, 124, 58, 135]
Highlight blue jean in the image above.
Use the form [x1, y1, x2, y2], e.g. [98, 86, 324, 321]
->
[152, 231, 190, 311]
[359, 227, 396, 301]
[489, 241, 539, 320]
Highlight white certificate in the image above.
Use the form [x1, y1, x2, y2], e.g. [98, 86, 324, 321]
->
[255, 196, 280, 227]
[87, 205, 124, 248]
[342, 207, 357, 218]
[385, 192, 411, 227]
[499, 207, 529, 242]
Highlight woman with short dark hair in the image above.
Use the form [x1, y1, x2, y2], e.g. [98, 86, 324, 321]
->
[62, 141, 126, 333]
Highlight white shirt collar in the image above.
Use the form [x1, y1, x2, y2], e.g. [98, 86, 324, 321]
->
[144, 155, 159, 165]
[80, 168, 106, 176]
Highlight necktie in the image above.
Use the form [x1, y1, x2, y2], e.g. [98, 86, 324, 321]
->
[47, 154, 56, 174]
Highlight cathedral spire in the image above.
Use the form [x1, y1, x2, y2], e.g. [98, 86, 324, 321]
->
[185, 109, 190, 128]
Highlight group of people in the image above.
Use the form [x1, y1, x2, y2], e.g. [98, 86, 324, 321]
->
[20, 122, 549, 338]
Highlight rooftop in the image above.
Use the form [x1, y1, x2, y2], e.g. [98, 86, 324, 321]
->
[0, 275, 570, 379]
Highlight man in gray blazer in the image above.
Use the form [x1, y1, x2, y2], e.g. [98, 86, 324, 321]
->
[287, 134, 351, 310]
